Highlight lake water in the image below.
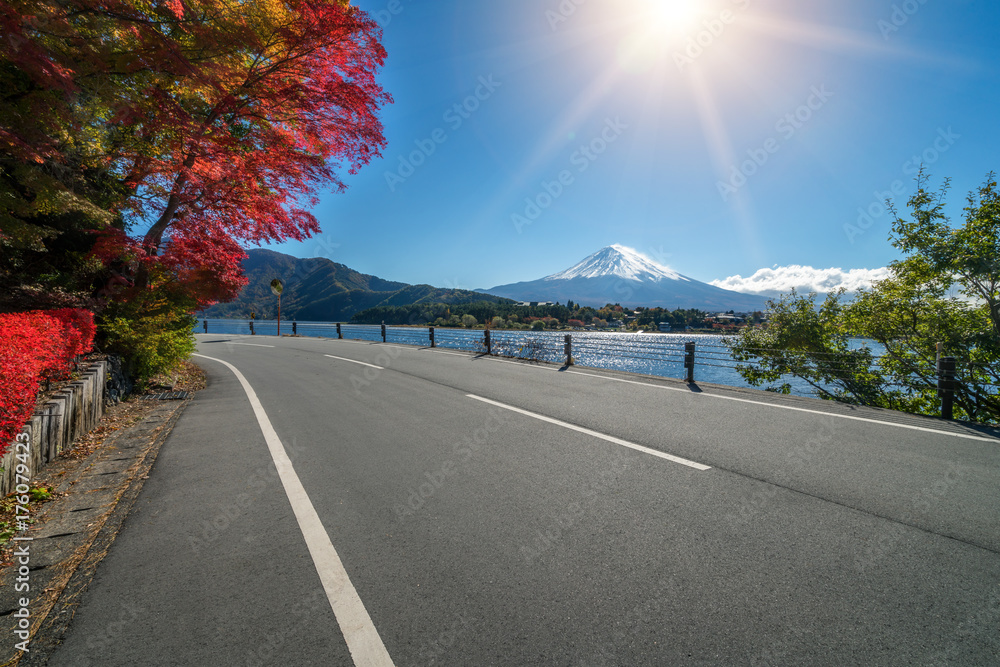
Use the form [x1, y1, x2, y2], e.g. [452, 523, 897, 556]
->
[197, 318, 843, 398]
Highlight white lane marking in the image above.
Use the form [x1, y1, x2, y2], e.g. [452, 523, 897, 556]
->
[218, 335, 997, 444]
[325, 354, 384, 370]
[565, 370, 1000, 443]
[466, 394, 711, 471]
[193, 354, 395, 667]
[480, 356, 554, 369]
[207, 341, 275, 348]
[328, 340, 419, 353]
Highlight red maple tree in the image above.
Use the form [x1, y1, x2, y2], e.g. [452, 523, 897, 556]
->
[3, 0, 391, 307]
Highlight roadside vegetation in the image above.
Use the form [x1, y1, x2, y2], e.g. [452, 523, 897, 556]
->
[1, 1, 391, 431]
[729, 172, 1000, 425]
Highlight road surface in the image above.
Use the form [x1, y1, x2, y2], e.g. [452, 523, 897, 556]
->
[47, 334, 1000, 665]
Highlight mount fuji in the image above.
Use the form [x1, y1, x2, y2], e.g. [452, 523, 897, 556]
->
[482, 245, 769, 311]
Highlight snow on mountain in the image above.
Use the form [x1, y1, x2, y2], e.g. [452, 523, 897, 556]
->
[481, 245, 769, 311]
[544, 244, 688, 283]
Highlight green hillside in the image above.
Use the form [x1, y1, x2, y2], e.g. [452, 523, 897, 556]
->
[202, 249, 510, 321]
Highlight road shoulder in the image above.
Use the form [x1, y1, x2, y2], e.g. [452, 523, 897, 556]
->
[0, 373, 198, 667]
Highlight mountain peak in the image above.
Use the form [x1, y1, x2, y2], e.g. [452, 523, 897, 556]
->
[484, 244, 769, 310]
[545, 245, 687, 283]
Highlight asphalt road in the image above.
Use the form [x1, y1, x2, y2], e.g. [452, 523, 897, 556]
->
[47, 334, 1000, 666]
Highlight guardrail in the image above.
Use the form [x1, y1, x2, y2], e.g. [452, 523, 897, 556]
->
[197, 319, 993, 419]
[198, 319, 751, 385]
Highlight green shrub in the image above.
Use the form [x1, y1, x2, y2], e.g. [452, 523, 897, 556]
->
[98, 284, 196, 384]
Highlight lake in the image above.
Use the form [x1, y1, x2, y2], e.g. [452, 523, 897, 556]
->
[196, 318, 848, 398]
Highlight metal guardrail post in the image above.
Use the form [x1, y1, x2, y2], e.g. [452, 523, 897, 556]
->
[564, 334, 573, 366]
[249, 320, 255, 336]
[203, 319, 207, 333]
[336, 323, 342, 339]
[429, 327, 436, 347]
[292, 320, 297, 335]
[381, 323, 387, 343]
[684, 341, 695, 383]
[938, 356, 956, 419]
[484, 329, 492, 355]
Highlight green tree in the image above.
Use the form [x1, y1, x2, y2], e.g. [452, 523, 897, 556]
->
[98, 267, 197, 382]
[728, 172, 1000, 424]
[461, 314, 478, 329]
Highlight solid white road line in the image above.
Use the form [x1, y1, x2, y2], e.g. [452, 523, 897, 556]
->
[214, 341, 275, 348]
[325, 354, 384, 370]
[564, 370, 999, 443]
[378, 344, 421, 352]
[193, 354, 395, 667]
[465, 394, 711, 471]
[204, 335, 997, 444]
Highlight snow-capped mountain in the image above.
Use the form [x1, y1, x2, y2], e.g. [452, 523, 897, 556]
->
[482, 245, 769, 311]
[545, 244, 686, 282]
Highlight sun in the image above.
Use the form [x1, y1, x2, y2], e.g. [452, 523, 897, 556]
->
[632, 0, 711, 41]
[612, 0, 714, 72]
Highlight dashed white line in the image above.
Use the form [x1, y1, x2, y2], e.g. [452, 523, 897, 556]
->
[203, 336, 997, 444]
[325, 354, 384, 370]
[465, 394, 711, 471]
[193, 354, 395, 667]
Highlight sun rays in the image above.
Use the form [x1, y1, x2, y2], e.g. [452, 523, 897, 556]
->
[480, 1, 952, 263]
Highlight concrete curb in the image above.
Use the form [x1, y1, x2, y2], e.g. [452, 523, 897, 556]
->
[0, 397, 190, 666]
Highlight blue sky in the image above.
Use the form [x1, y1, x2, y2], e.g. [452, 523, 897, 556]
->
[268, 0, 1000, 294]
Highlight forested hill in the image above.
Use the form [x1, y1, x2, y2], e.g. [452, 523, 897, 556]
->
[202, 249, 511, 321]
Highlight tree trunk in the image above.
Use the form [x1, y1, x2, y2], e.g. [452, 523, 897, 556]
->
[134, 165, 191, 290]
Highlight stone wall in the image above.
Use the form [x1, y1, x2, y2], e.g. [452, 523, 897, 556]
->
[104, 354, 134, 405]
[0, 360, 107, 496]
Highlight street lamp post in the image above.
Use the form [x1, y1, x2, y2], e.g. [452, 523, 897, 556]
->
[270, 278, 284, 336]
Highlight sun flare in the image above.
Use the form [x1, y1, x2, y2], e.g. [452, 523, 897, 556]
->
[640, 0, 708, 38]
[612, 0, 724, 72]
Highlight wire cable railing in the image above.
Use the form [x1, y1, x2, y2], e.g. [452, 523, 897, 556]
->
[195, 319, 997, 414]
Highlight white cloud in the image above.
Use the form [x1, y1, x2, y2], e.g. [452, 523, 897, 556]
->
[710, 265, 890, 297]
